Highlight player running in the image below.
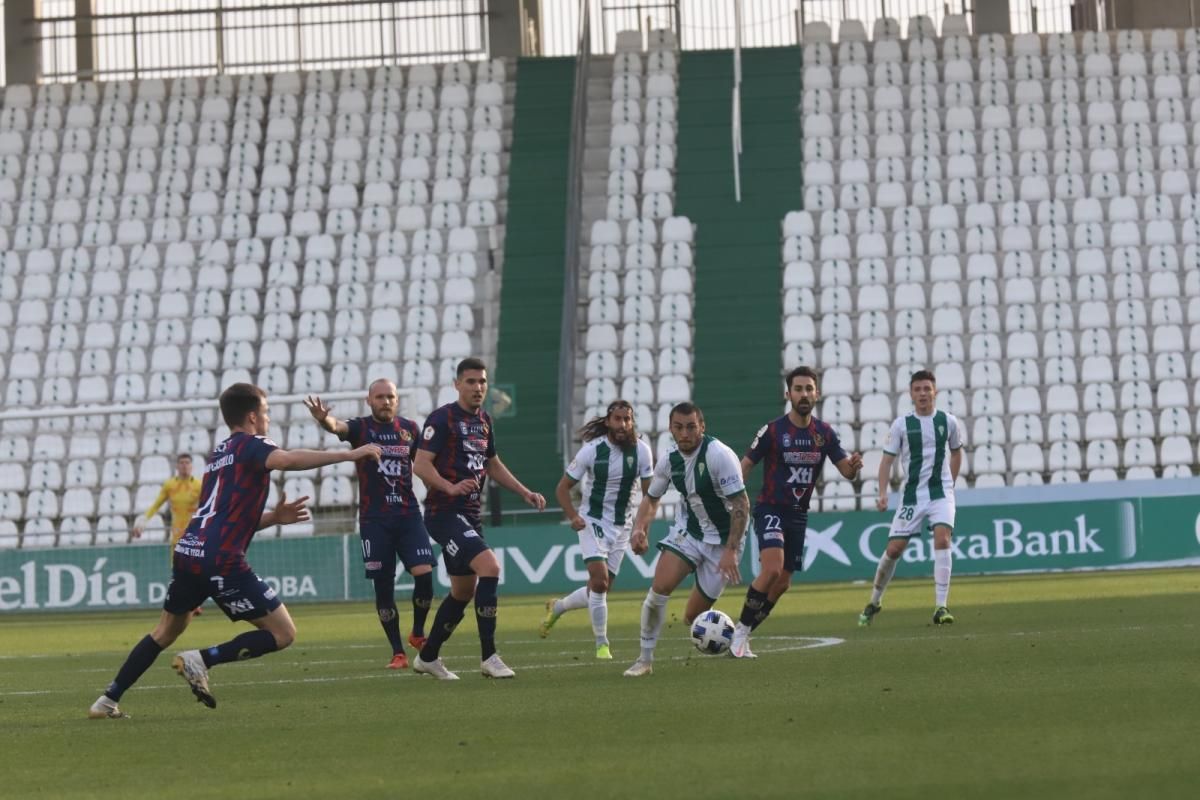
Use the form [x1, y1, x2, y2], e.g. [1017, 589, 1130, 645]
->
[89, 383, 382, 718]
[623, 402, 750, 678]
[541, 400, 653, 659]
[305, 379, 436, 670]
[411, 358, 547, 680]
[731, 366, 863, 658]
[860, 369, 965, 627]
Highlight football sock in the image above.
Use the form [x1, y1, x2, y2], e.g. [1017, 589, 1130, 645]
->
[474, 576, 499, 660]
[419, 594, 468, 661]
[411, 572, 434, 637]
[105, 634, 163, 701]
[738, 587, 770, 630]
[588, 589, 609, 645]
[870, 553, 899, 605]
[553, 585, 589, 616]
[751, 599, 777, 632]
[934, 547, 953, 607]
[202, 629, 278, 667]
[373, 576, 405, 655]
[638, 590, 670, 662]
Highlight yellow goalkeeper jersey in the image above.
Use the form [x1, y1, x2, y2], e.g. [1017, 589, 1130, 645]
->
[143, 476, 202, 536]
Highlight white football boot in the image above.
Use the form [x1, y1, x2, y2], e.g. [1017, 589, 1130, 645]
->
[413, 655, 460, 680]
[480, 654, 515, 679]
[88, 695, 129, 719]
[730, 623, 757, 659]
[622, 659, 654, 677]
[171, 650, 216, 708]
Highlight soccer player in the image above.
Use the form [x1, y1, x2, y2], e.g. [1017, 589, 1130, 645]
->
[730, 366, 863, 658]
[132, 453, 202, 550]
[859, 369, 965, 627]
[540, 400, 653, 659]
[304, 379, 436, 670]
[623, 402, 750, 678]
[88, 383, 382, 719]
[410, 358, 547, 680]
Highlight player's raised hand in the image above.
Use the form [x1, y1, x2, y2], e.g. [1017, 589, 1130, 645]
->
[718, 548, 741, 586]
[448, 478, 478, 497]
[304, 395, 331, 422]
[847, 452, 864, 474]
[273, 491, 312, 525]
[525, 491, 547, 511]
[875, 493, 889, 512]
[352, 443, 383, 463]
[630, 528, 649, 555]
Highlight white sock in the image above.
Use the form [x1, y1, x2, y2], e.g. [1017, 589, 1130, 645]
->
[588, 590, 609, 645]
[934, 548, 952, 607]
[639, 590, 670, 662]
[553, 586, 590, 616]
[870, 553, 899, 606]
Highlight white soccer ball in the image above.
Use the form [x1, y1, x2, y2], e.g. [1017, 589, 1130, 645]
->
[691, 609, 734, 655]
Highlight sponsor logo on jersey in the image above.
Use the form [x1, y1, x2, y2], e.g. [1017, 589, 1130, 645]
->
[785, 451, 822, 464]
[813, 431, 825, 448]
[400, 429, 413, 442]
[365, 560, 383, 571]
[698, 463, 706, 476]
[423, 426, 435, 440]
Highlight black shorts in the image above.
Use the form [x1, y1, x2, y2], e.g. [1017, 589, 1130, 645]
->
[359, 515, 437, 579]
[753, 504, 809, 574]
[164, 568, 282, 622]
[424, 512, 490, 577]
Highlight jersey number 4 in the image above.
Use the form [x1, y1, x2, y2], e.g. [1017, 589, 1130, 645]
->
[193, 475, 221, 529]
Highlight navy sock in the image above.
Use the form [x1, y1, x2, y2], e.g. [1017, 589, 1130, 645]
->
[411, 572, 434, 637]
[738, 587, 770, 629]
[201, 629, 278, 667]
[751, 599, 778, 632]
[373, 575, 405, 654]
[475, 576, 499, 661]
[105, 634, 163, 701]
[419, 594, 468, 661]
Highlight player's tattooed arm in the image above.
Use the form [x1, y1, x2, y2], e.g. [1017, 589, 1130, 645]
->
[304, 395, 350, 437]
[555, 475, 585, 530]
[718, 491, 750, 584]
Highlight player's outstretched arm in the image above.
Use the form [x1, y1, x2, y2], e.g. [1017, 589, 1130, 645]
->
[485, 456, 547, 510]
[265, 444, 381, 472]
[876, 453, 895, 511]
[304, 395, 350, 437]
[555, 475, 585, 530]
[836, 452, 864, 480]
[257, 491, 312, 530]
[717, 491, 750, 585]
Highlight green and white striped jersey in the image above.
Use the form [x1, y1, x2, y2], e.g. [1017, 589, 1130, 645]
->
[883, 410, 966, 505]
[566, 437, 654, 529]
[647, 435, 745, 545]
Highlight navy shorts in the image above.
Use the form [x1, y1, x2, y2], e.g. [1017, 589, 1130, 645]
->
[424, 512, 490, 577]
[360, 515, 437, 579]
[754, 504, 809, 574]
[164, 568, 282, 622]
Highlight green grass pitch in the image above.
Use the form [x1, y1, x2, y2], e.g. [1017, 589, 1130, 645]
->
[2, 569, 1198, 799]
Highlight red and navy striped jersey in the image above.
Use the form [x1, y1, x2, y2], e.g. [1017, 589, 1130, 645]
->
[418, 402, 496, 518]
[174, 432, 278, 576]
[744, 416, 847, 510]
[340, 416, 421, 519]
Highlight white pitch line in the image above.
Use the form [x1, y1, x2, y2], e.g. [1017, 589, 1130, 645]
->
[0, 636, 845, 698]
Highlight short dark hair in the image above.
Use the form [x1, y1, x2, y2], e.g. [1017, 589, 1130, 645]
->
[668, 401, 704, 425]
[456, 357, 487, 377]
[786, 366, 820, 391]
[910, 369, 937, 386]
[176, 453, 192, 462]
[219, 383, 266, 427]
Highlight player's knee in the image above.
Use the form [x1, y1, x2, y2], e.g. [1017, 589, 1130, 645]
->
[885, 539, 907, 558]
[758, 564, 784, 585]
[273, 625, 296, 650]
[588, 576, 609, 594]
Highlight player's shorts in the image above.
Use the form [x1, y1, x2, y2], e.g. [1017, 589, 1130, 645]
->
[753, 504, 809, 573]
[163, 568, 281, 622]
[359, 515, 437, 579]
[577, 514, 630, 576]
[656, 527, 746, 602]
[424, 512, 490, 576]
[890, 496, 957, 537]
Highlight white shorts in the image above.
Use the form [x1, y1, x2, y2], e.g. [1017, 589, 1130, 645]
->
[656, 527, 746, 602]
[890, 497, 956, 537]
[578, 515, 629, 576]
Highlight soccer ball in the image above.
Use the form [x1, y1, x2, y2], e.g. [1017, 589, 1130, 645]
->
[691, 609, 734, 655]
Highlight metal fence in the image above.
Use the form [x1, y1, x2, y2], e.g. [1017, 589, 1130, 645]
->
[33, 0, 489, 82]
